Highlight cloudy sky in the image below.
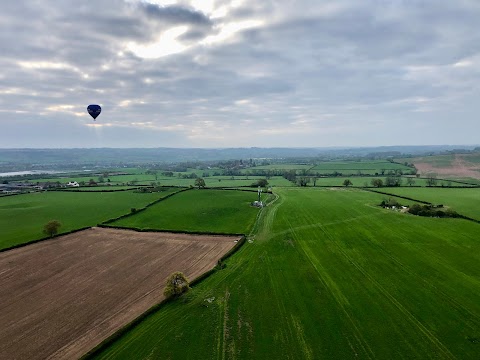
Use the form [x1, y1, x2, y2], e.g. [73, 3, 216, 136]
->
[1, 0, 479, 148]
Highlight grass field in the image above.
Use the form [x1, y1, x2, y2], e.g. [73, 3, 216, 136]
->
[400, 155, 456, 168]
[244, 164, 313, 171]
[111, 189, 263, 234]
[373, 187, 480, 221]
[33, 174, 158, 185]
[202, 176, 293, 188]
[0, 189, 178, 250]
[92, 188, 480, 359]
[452, 178, 480, 185]
[29, 174, 293, 188]
[311, 160, 412, 173]
[303, 176, 475, 187]
[401, 154, 480, 168]
[63, 186, 139, 191]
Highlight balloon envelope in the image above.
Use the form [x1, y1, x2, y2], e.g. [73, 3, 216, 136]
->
[87, 104, 101, 120]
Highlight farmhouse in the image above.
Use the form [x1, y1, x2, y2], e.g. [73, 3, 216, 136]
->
[67, 181, 80, 187]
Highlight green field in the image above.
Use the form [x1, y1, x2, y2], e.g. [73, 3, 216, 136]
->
[0, 189, 177, 250]
[111, 189, 263, 234]
[374, 187, 480, 221]
[28, 174, 292, 188]
[92, 188, 480, 359]
[300, 176, 474, 187]
[451, 178, 480, 185]
[33, 173, 158, 185]
[245, 164, 313, 171]
[63, 186, 139, 191]
[463, 153, 480, 164]
[400, 153, 480, 170]
[400, 155, 456, 168]
[202, 176, 292, 188]
[311, 160, 412, 172]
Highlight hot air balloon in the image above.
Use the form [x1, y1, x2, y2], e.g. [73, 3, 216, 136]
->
[87, 104, 101, 120]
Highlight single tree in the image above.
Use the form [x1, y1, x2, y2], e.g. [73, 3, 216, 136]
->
[43, 220, 61, 237]
[385, 176, 402, 187]
[195, 177, 206, 189]
[343, 179, 353, 187]
[146, 170, 158, 180]
[426, 175, 438, 187]
[371, 178, 383, 188]
[254, 178, 268, 187]
[297, 177, 310, 187]
[163, 272, 190, 298]
[406, 177, 415, 186]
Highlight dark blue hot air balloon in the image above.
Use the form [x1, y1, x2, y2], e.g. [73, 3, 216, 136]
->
[87, 104, 101, 120]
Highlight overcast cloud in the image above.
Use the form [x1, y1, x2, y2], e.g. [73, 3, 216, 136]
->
[1, 0, 479, 148]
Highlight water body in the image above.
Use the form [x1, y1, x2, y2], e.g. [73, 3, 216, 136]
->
[0, 170, 92, 177]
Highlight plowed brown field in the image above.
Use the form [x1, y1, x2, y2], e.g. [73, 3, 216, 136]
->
[415, 154, 480, 179]
[0, 227, 240, 360]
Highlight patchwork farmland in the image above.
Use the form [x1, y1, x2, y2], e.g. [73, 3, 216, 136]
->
[0, 227, 241, 360]
[1, 154, 480, 360]
[92, 188, 480, 360]
[0, 189, 178, 250]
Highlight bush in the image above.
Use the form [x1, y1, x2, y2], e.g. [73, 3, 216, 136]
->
[408, 204, 459, 218]
[380, 198, 400, 208]
[371, 178, 383, 187]
[252, 179, 268, 187]
[163, 272, 190, 299]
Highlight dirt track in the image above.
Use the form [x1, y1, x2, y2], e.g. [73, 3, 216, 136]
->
[0, 227, 239, 360]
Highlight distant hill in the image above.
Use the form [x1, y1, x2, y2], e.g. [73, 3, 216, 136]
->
[0, 146, 478, 171]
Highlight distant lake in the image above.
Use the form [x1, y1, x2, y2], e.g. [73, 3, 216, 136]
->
[0, 170, 92, 177]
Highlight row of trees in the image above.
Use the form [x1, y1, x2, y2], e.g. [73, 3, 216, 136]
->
[287, 176, 418, 188]
[408, 204, 459, 218]
[289, 175, 449, 188]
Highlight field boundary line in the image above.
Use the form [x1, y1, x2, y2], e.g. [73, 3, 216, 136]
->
[0, 188, 190, 253]
[0, 226, 92, 254]
[362, 188, 480, 224]
[97, 224, 245, 237]
[362, 188, 432, 204]
[101, 187, 191, 224]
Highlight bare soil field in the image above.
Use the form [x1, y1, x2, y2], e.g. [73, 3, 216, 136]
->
[415, 155, 480, 179]
[0, 227, 240, 360]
